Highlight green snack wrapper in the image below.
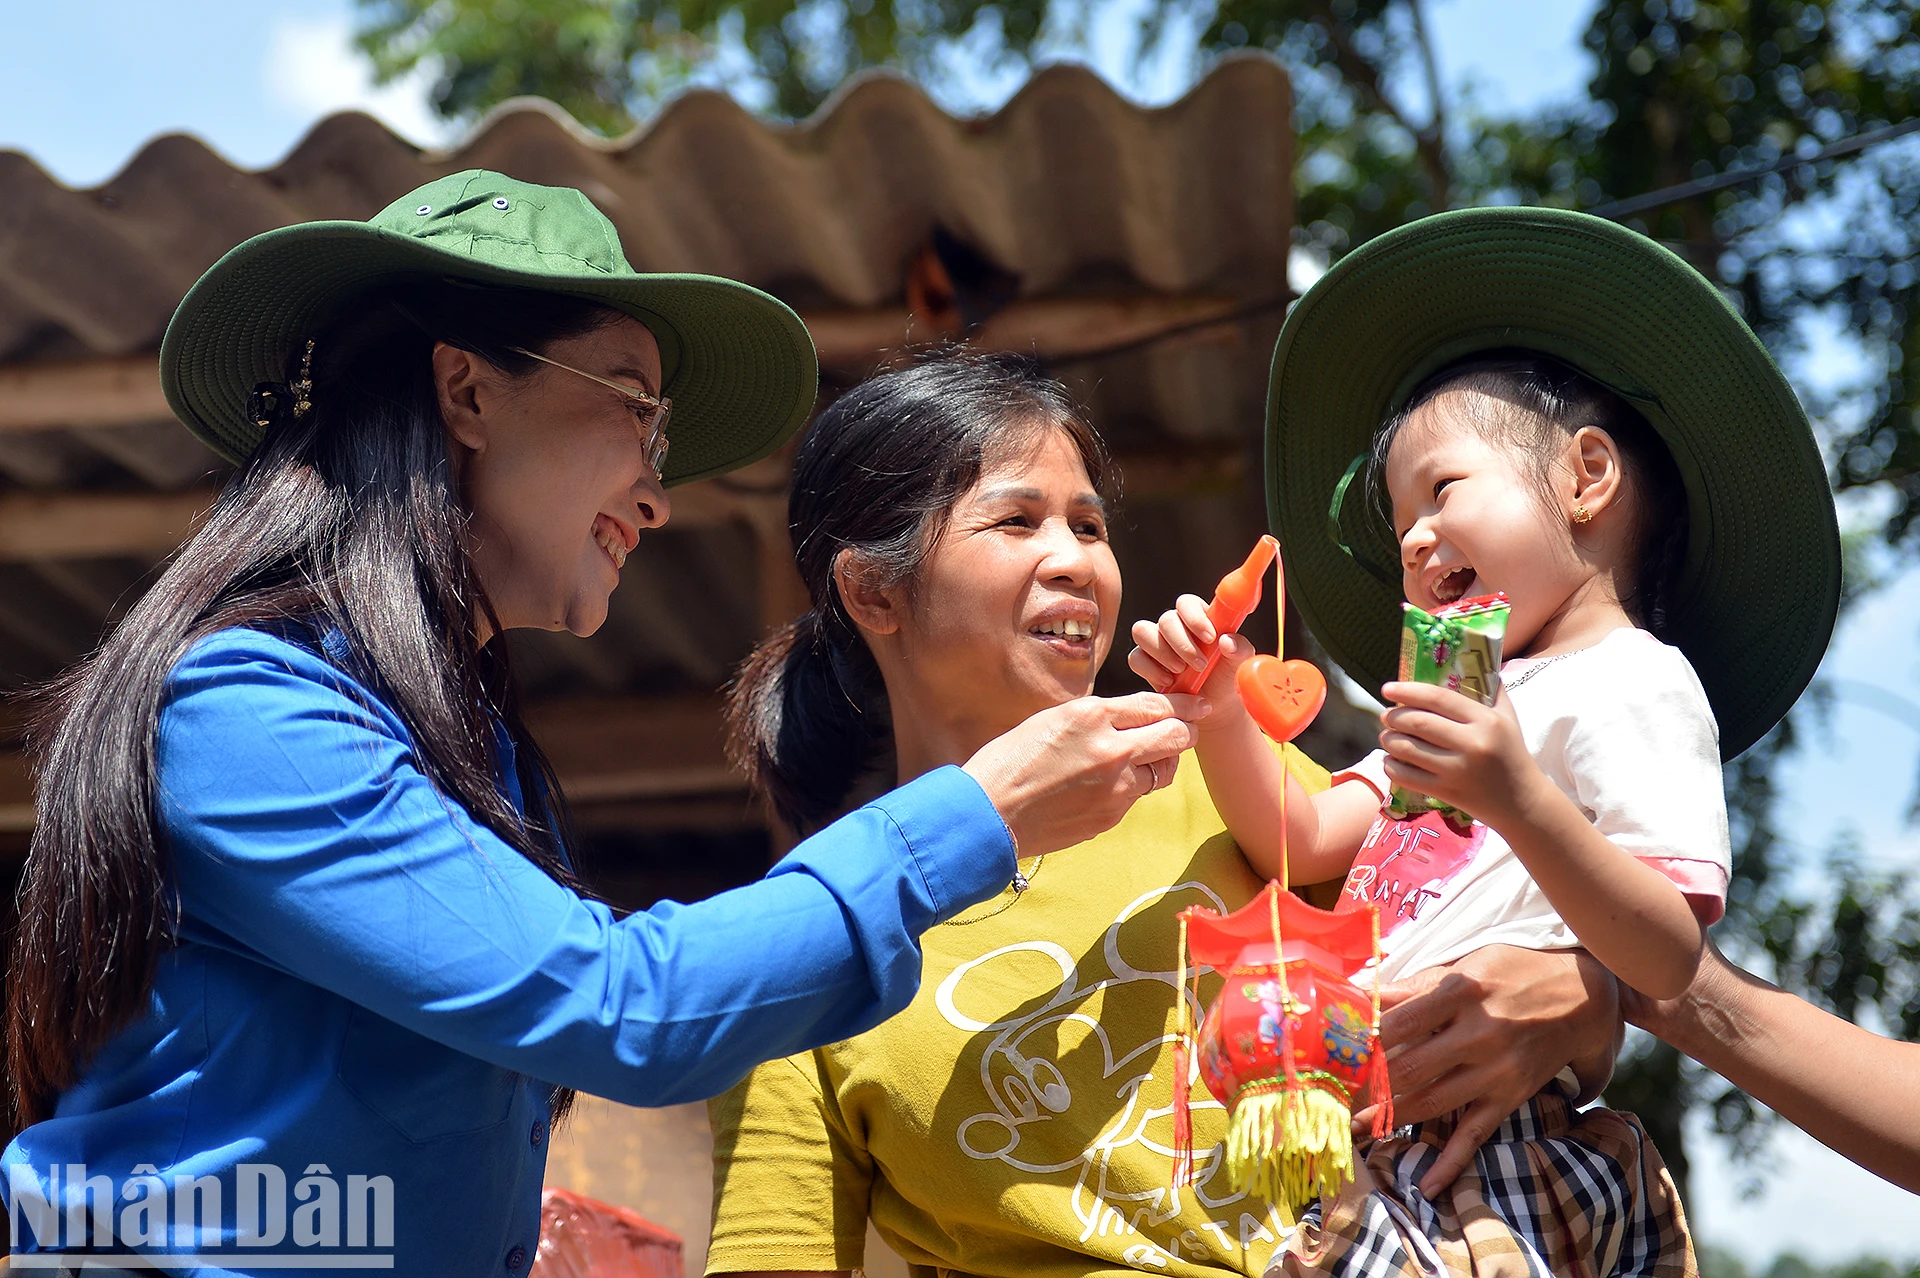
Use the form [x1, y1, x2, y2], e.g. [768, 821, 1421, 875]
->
[1385, 592, 1510, 826]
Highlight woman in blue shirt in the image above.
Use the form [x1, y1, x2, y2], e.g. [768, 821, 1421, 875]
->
[2, 171, 1202, 1274]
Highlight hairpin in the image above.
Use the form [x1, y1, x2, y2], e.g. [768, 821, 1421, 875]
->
[246, 338, 317, 430]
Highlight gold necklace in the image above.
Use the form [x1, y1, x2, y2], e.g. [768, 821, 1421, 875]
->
[942, 855, 1046, 926]
[1503, 647, 1584, 690]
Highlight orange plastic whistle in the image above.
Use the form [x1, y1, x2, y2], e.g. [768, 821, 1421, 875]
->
[1168, 535, 1281, 694]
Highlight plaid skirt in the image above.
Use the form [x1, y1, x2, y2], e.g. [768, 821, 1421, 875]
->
[1266, 1090, 1697, 1278]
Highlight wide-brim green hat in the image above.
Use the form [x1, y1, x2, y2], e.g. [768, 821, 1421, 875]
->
[1268, 206, 1839, 760]
[161, 170, 818, 487]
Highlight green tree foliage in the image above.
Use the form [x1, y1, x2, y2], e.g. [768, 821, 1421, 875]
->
[356, 0, 1920, 1203]
[358, 0, 651, 133]
[355, 0, 1050, 123]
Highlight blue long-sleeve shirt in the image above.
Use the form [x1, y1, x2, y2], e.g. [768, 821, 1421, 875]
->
[3, 627, 1015, 1274]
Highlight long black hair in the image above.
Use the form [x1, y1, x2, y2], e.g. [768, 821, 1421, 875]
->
[726, 351, 1110, 835]
[7, 280, 617, 1132]
[1367, 350, 1690, 638]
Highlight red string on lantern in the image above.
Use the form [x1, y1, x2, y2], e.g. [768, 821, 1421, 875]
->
[1164, 538, 1390, 1225]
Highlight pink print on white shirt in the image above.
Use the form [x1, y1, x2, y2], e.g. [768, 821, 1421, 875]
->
[1336, 810, 1486, 935]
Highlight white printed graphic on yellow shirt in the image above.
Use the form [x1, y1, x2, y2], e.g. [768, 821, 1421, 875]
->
[934, 882, 1291, 1266]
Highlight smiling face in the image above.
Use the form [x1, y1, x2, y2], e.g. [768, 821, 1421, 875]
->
[441, 312, 671, 638]
[881, 427, 1120, 741]
[1385, 390, 1592, 656]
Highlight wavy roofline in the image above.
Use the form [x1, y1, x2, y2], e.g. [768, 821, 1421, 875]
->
[2, 52, 1289, 196]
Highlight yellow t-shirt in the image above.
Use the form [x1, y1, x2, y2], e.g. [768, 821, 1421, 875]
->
[707, 747, 1331, 1278]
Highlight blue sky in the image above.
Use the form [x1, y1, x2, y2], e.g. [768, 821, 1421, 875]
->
[0, 0, 1612, 186]
[4, 0, 1918, 1264]
[0, 0, 449, 187]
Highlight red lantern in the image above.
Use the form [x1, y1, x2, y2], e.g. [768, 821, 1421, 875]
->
[1164, 537, 1391, 1224]
[1171, 887, 1389, 1221]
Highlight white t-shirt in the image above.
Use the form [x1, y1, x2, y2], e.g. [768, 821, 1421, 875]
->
[1332, 627, 1731, 984]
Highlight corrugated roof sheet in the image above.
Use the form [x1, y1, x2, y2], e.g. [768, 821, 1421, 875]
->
[0, 56, 1297, 734]
[0, 55, 1292, 363]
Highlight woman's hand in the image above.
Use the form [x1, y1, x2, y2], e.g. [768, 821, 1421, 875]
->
[963, 691, 1208, 856]
[1127, 597, 1253, 726]
[1358, 945, 1622, 1196]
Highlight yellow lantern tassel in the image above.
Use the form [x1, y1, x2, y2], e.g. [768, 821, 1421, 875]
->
[1171, 915, 1197, 1186]
[1222, 1080, 1357, 1227]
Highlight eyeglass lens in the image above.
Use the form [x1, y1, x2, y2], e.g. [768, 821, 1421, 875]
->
[641, 403, 671, 476]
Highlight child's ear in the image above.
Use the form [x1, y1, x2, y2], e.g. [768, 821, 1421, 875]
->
[835, 550, 902, 637]
[1567, 425, 1626, 522]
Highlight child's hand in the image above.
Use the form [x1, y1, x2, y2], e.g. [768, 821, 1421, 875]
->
[1128, 596, 1252, 726]
[1378, 681, 1541, 823]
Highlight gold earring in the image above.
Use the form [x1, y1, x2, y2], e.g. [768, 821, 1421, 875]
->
[1572, 502, 1593, 525]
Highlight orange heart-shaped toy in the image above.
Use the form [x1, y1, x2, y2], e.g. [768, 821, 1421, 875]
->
[1236, 656, 1327, 743]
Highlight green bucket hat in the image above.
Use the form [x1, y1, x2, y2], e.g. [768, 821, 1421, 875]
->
[1268, 206, 1840, 761]
[160, 169, 818, 487]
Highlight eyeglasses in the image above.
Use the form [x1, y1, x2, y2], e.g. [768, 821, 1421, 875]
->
[509, 346, 672, 476]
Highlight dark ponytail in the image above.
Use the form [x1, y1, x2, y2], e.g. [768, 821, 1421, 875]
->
[8, 281, 617, 1132]
[727, 351, 1109, 834]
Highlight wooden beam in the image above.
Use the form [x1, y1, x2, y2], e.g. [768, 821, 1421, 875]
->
[976, 294, 1245, 360]
[0, 440, 1243, 564]
[0, 488, 213, 560]
[0, 473, 776, 564]
[525, 693, 746, 809]
[0, 354, 172, 432]
[0, 747, 31, 833]
[568, 795, 765, 834]
[803, 293, 1245, 368]
[1112, 442, 1248, 501]
[0, 692, 752, 834]
[0, 295, 1249, 433]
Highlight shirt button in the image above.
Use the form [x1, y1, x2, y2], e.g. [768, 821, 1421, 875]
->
[530, 1120, 547, 1147]
[506, 1245, 528, 1270]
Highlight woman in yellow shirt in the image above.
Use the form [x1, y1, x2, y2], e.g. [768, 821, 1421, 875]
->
[706, 351, 1621, 1278]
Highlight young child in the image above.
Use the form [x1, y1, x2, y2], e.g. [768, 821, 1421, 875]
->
[1133, 208, 1840, 1275]
[1135, 351, 1722, 1001]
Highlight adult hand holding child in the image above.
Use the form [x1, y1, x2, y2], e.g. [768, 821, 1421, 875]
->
[1367, 945, 1622, 1196]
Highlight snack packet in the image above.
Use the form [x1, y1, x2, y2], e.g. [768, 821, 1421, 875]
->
[1385, 592, 1510, 827]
